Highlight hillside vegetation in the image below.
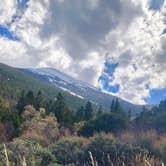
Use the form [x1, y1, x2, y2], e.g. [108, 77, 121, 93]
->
[0, 63, 166, 166]
[0, 63, 87, 110]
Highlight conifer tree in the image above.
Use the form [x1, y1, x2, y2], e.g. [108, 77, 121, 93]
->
[25, 90, 35, 106]
[75, 106, 85, 122]
[35, 90, 43, 110]
[54, 93, 66, 123]
[97, 105, 103, 116]
[111, 99, 115, 112]
[84, 101, 93, 121]
[17, 90, 25, 114]
[114, 98, 121, 112]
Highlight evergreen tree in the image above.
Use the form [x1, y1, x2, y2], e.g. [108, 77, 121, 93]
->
[45, 99, 55, 114]
[111, 99, 115, 112]
[114, 98, 121, 112]
[128, 109, 132, 120]
[97, 105, 103, 116]
[54, 93, 66, 123]
[84, 101, 93, 121]
[62, 107, 74, 126]
[25, 90, 35, 106]
[75, 106, 85, 122]
[35, 90, 43, 110]
[17, 90, 25, 115]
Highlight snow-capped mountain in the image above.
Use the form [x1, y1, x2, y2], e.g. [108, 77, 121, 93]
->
[26, 67, 143, 115]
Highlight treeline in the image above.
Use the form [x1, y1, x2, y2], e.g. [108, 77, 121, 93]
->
[16, 90, 130, 136]
[134, 100, 166, 132]
[0, 90, 166, 165]
[1, 89, 166, 141]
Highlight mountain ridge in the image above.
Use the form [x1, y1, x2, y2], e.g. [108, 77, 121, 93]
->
[25, 67, 143, 116]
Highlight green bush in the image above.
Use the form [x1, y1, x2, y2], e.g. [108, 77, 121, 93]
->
[84, 136, 147, 166]
[79, 113, 129, 137]
[52, 138, 86, 165]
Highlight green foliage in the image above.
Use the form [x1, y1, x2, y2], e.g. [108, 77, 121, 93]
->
[0, 138, 56, 166]
[84, 101, 93, 121]
[0, 106, 21, 138]
[53, 93, 66, 122]
[52, 138, 86, 165]
[51, 93, 74, 126]
[111, 98, 122, 113]
[96, 105, 103, 116]
[17, 90, 45, 114]
[79, 112, 129, 137]
[74, 101, 94, 123]
[0, 63, 89, 112]
[85, 136, 147, 166]
[75, 106, 85, 122]
[35, 90, 44, 110]
[135, 99, 166, 132]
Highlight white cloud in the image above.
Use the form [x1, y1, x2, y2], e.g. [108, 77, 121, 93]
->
[101, 0, 166, 104]
[0, 0, 17, 25]
[0, 0, 165, 104]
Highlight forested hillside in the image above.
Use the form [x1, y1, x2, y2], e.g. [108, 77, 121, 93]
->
[0, 63, 87, 110]
[0, 63, 166, 166]
[0, 87, 166, 165]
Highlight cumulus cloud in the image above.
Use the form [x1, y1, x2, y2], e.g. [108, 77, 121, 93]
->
[0, 0, 165, 104]
[0, 0, 17, 25]
[100, 0, 166, 104]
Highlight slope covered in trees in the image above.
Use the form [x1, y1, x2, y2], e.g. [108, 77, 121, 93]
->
[0, 63, 166, 165]
[0, 91, 166, 165]
[0, 63, 88, 110]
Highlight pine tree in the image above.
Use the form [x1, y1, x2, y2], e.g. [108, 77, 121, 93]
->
[111, 98, 123, 113]
[128, 109, 132, 120]
[114, 98, 121, 112]
[35, 90, 43, 110]
[17, 90, 25, 115]
[111, 99, 115, 112]
[84, 101, 93, 121]
[62, 107, 73, 126]
[75, 106, 85, 122]
[45, 99, 55, 114]
[25, 90, 35, 106]
[54, 93, 66, 123]
[97, 105, 103, 116]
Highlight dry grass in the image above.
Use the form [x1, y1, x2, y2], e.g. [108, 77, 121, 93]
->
[89, 152, 165, 166]
[3, 144, 9, 166]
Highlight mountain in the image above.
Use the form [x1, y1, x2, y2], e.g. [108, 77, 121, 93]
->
[0, 63, 143, 115]
[24, 67, 143, 116]
[0, 63, 87, 109]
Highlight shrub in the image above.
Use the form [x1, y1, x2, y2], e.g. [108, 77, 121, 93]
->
[84, 136, 147, 166]
[79, 113, 129, 137]
[52, 137, 88, 165]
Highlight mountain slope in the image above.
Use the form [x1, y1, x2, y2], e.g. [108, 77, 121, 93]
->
[25, 67, 143, 115]
[0, 63, 87, 109]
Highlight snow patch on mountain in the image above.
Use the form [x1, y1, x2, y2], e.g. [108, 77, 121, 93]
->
[59, 87, 84, 99]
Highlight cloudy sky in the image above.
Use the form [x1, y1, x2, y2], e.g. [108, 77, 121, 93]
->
[0, 0, 166, 105]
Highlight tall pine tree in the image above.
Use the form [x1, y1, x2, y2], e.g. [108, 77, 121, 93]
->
[53, 93, 66, 123]
[111, 99, 115, 112]
[17, 90, 25, 115]
[84, 101, 93, 121]
[97, 105, 103, 116]
[35, 90, 43, 110]
[75, 106, 85, 122]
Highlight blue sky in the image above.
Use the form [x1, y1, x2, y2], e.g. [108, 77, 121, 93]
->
[149, 0, 165, 10]
[0, 26, 19, 40]
[98, 0, 166, 105]
[0, 0, 165, 105]
[101, 60, 166, 104]
[145, 88, 166, 104]
[0, 0, 29, 40]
